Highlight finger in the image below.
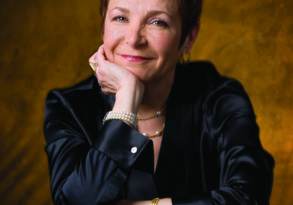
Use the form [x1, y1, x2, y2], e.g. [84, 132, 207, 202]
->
[99, 79, 117, 93]
[100, 86, 116, 95]
[104, 83, 117, 93]
[97, 45, 107, 67]
[99, 79, 116, 91]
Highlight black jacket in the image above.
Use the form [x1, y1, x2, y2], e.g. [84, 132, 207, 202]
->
[44, 62, 274, 205]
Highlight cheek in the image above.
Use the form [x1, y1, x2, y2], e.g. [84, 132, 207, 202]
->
[103, 24, 123, 60]
[103, 25, 121, 48]
[151, 32, 180, 58]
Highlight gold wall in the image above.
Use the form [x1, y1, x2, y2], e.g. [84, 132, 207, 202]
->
[0, 0, 291, 204]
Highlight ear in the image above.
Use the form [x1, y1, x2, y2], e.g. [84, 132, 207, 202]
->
[180, 26, 199, 54]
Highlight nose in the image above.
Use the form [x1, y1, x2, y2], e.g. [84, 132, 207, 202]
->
[126, 22, 147, 48]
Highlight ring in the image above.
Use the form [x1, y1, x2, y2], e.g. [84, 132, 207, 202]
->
[89, 62, 98, 72]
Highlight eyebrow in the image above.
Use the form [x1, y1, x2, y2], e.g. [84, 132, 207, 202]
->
[111, 7, 129, 13]
[110, 7, 172, 18]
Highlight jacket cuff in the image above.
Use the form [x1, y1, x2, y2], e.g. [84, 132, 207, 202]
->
[94, 119, 150, 170]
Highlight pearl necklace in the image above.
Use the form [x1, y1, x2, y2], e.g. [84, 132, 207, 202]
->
[141, 123, 165, 138]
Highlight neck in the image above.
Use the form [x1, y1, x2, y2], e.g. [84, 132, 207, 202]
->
[137, 69, 175, 116]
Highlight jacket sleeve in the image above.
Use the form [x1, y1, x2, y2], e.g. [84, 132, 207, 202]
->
[44, 90, 150, 205]
[172, 85, 274, 205]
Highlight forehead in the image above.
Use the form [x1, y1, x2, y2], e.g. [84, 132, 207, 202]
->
[107, 0, 179, 15]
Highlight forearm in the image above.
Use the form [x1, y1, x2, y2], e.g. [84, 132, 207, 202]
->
[115, 198, 172, 205]
[113, 78, 144, 114]
[159, 198, 172, 205]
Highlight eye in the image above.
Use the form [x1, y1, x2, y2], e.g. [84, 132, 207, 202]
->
[149, 19, 169, 28]
[112, 15, 128, 23]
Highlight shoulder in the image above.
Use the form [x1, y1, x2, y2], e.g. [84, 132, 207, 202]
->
[200, 67, 255, 124]
[175, 61, 255, 120]
[45, 74, 114, 110]
[46, 75, 97, 103]
[182, 62, 258, 147]
[44, 75, 109, 144]
[183, 62, 262, 150]
[174, 61, 251, 111]
[175, 61, 224, 92]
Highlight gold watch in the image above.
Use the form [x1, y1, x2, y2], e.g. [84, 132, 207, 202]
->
[151, 197, 160, 205]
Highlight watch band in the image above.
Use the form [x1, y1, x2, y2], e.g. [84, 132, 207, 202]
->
[151, 197, 160, 205]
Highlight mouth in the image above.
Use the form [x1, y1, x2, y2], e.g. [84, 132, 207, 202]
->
[119, 54, 154, 63]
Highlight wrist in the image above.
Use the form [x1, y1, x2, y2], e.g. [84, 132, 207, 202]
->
[103, 111, 137, 128]
[113, 94, 137, 113]
[155, 198, 172, 205]
[114, 78, 144, 113]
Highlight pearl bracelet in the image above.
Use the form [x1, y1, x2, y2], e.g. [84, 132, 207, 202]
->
[103, 111, 137, 128]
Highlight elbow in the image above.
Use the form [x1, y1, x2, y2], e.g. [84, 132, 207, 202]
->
[52, 174, 113, 205]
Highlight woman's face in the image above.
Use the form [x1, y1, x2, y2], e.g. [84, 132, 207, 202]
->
[102, 0, 182, 82]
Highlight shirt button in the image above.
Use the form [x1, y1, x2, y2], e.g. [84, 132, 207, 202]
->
[131, 147, 138, 154]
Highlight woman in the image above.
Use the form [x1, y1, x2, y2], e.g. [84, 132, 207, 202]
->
[44, 0, 274, 205]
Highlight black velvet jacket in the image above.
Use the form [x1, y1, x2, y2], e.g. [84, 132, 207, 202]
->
[44, 62, 274, 205]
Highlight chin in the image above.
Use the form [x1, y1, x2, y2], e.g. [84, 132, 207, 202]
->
[124, 66, 149, 81]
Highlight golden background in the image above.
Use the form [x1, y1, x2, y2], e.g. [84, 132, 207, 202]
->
[0, 0, 292, 204]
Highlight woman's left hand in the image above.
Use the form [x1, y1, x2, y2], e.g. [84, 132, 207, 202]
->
[113, 198, 172, 205]
[115, 200, 151, 205]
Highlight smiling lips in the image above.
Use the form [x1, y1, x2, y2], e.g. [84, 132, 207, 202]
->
[120, 54, 153, 63]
